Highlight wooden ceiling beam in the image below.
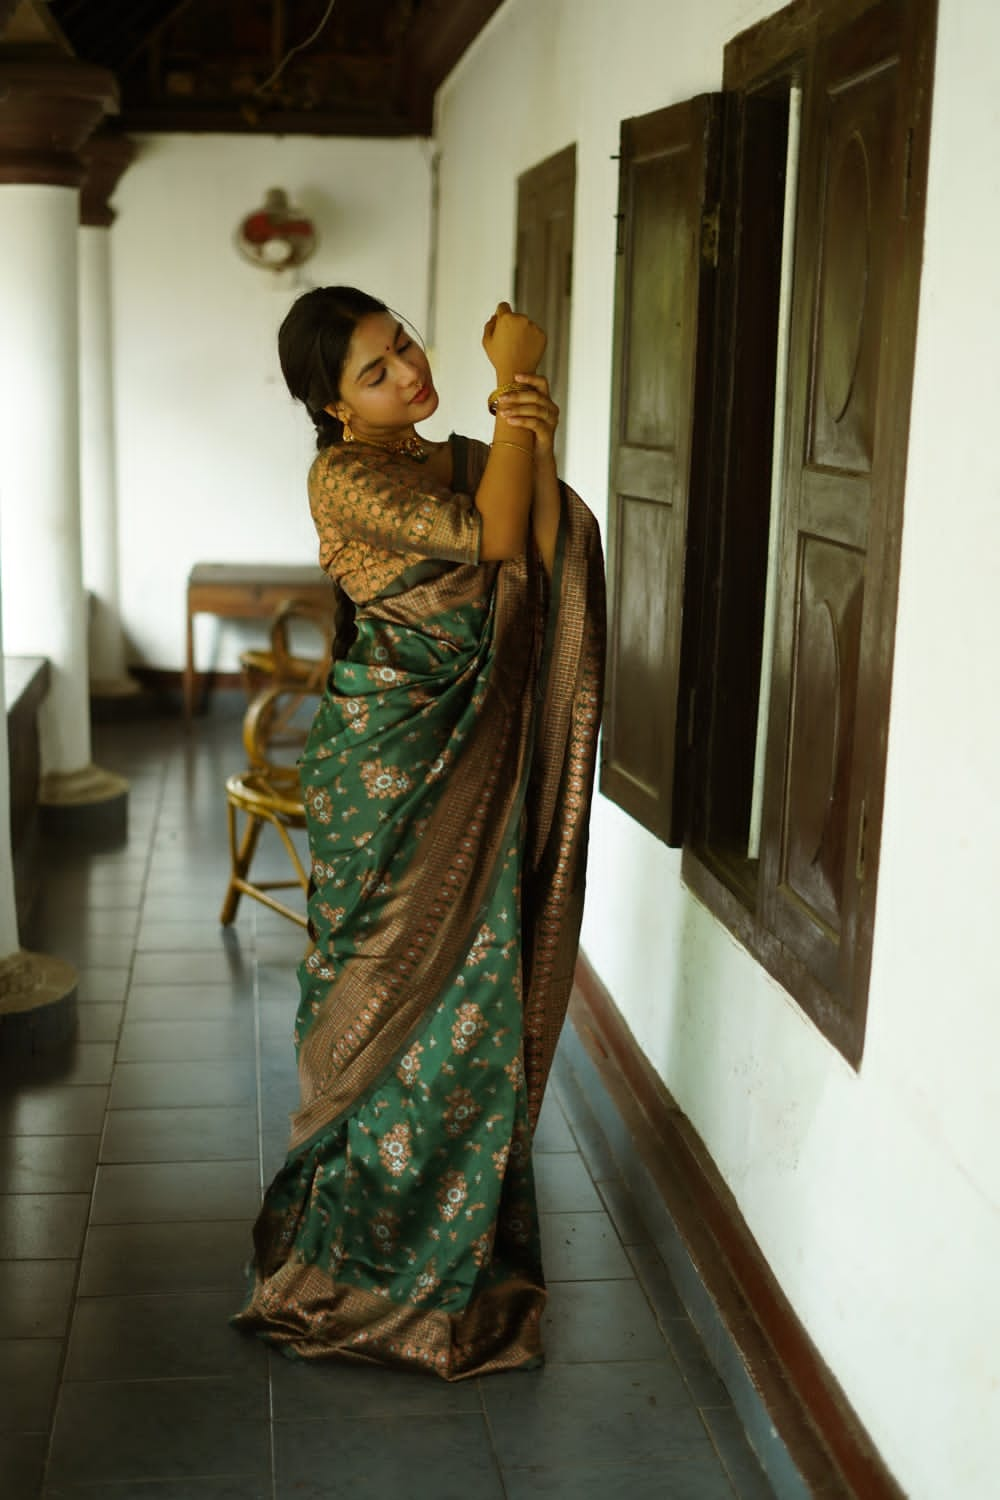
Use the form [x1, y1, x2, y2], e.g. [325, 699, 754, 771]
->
[396, 0, 505, 131]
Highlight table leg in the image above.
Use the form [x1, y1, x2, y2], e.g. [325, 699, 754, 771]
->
[183, 604, 196, 724]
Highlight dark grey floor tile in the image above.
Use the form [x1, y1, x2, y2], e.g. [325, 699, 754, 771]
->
[0, 1086, 107, 1139]
[703, 1407, 780, 1499]
[258, 997, 298, 1041]
[74, 968, 130, 1004]
[92, 1160, 260, 1224]
[45, 1479, 271, 1499]
[0, 1260, 77, 1337]
[483, 1361, 712, 1469]
[116, 1019, 254, 1063]
[627, 1241, 689, 1323]
[109, 1060, 256, 1111]
[131, 953, 252, 988]
[1, 1044, 114, 1089]
[137, 923, 248, 953]
[0, 1193, 89, 1258]
[664, 1317, 732, 1407]
[101, 1106, 258, 1164]
[552, 1082, 621, 1182]
[79, 1220, 251, 1298]
[65, 1291, 267, 1381]
[74, 856, 149, 883]
[598, 1178, 653, 1246]
[144, 896, 236, 924]
[69, 885, 142, 912]
[257, 963, 300, 1003]
[0, 1431, 47, 1500]
[269, 1349, 482, 1420]
[503, 1459, 739, 1499]
[124, 984, 254, 1022]
[533, 1094, 576, 1153]
[543, 1279, 670, 1364]
[255, 938, 310, 967]
[540, 1211, 632, 1280]
[0, 1135, 100, 1195]
[0, 1337, 63, 1432]
[274, 1413, 504, 1500]
[64, 908, 140, 937]
[51, 934, 137, 968]
[47, 1377, 269, 1485]
[260, 1041, 299, 1093]
[75, 1003, 124, 1043]
[533, 1152, 604, 1213]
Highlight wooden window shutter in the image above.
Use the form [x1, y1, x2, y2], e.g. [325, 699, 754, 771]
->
[601, 95, 722, 845]
[515, 145, 576, 473]
[757, 0, 933, 1057]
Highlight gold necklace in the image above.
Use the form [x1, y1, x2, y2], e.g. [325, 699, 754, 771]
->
[342, 427, 430, 463]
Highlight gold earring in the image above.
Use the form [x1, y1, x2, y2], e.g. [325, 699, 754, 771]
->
[340, 411, 354, 443]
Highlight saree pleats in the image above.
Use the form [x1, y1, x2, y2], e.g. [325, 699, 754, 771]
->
[233, 436, 604, 1378]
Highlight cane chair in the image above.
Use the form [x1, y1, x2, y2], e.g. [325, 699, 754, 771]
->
[239, 595, 335, 704]
[221, 600, 333, 928]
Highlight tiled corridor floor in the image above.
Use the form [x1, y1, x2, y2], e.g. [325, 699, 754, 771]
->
[1, 706, 777, 1499]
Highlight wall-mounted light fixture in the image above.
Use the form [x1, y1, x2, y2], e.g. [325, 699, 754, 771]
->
[235, 187, 316, 271]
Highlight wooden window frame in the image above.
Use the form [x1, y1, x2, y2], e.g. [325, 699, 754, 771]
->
[598, 0, 937, 1066]
[682, 0, 937, 1066]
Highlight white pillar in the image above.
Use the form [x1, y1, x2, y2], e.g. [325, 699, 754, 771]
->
[79, 220, 133, 691]
[0, 35, 126, 833]
[0, 183, 92, 775]
[0, 639, 20, 959]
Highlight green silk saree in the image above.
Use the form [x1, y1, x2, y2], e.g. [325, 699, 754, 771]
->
[233, 434, 605, 1378]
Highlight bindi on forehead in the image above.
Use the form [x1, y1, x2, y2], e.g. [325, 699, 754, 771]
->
[351, 321, 405, 382]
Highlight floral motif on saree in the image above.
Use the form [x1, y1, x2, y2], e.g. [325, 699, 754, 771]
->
[233, 434, 605, 1379]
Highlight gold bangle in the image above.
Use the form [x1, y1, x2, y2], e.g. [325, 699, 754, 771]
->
[487, 382, 520, 415]
[491, 439, 533, 456]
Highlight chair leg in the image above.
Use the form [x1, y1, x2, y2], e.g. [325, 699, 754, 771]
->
[220, 801, 263, 925]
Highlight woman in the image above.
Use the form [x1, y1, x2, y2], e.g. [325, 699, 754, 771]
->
[233, 286, 605, 1378]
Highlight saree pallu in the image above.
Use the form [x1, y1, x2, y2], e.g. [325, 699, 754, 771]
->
[233, 435, 605, 1379]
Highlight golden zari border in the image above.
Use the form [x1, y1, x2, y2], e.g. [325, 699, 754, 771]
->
[235, 1258, 545, 1380]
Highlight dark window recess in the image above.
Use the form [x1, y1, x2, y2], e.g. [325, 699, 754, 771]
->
[601, 95, 723, 845]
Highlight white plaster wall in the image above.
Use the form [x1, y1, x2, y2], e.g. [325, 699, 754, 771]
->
[434, 2, 1000, 1497]
[111, 134, 434, 669]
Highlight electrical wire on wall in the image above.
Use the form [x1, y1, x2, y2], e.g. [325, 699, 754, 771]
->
[255, 0, 338, 96]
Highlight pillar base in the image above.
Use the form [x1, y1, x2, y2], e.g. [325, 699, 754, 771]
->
[39, 762, 129, 845]
[0, 948, 77, 1056]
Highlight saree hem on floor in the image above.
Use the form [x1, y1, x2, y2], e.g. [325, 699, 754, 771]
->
[233, 434, 605, 1379]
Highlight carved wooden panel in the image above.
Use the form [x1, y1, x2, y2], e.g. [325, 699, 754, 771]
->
[809, 62, 898, 473]
[759, 0, 929, 1033]
[515, 145, 576, 471]
[607, 494, 675, 797]
[601, 95, 722, 844]
[623, 152, 687, 451]
[782, 537, 865, 931]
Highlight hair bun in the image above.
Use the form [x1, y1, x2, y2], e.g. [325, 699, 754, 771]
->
[311, 407, 344, 451]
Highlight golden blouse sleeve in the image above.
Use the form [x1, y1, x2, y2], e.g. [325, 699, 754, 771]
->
[308, 447, 482, 565]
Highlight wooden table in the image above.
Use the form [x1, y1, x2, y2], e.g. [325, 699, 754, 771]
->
[184, 562, 333, 722]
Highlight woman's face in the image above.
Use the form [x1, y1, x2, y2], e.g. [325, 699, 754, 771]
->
[332, 311, 438, 436]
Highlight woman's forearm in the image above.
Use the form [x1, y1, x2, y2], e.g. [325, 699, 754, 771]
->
[532, 452, 560, 575]
[475, 411, 536, 561]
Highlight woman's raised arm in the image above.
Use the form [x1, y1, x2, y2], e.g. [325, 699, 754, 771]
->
[474, 303, 546, 561]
